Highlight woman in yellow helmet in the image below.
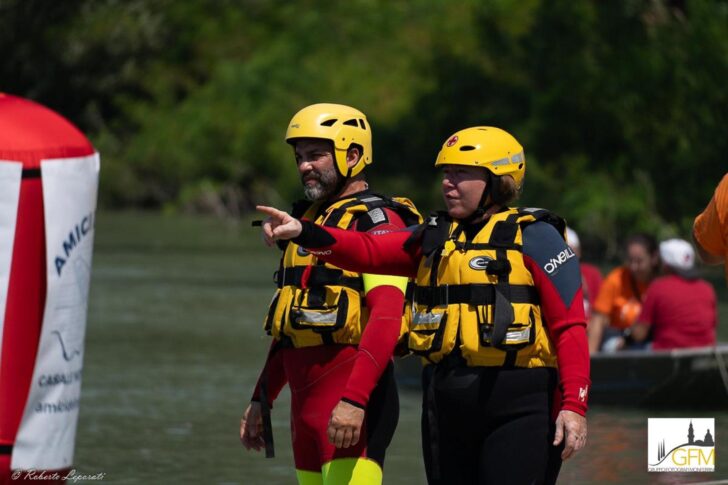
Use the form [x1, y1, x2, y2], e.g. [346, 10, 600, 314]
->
[258, 126, 590, 484]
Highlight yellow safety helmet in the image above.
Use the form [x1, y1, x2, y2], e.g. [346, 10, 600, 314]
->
[434, 126, 526, 189]
[285, 103, 372, 178]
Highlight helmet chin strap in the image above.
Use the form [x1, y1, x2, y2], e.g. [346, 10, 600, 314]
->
[335, 176, 347, 196]
[461, 170, 497, 224]
[331, 161, 351, 199]
[332, 147, 360, 198]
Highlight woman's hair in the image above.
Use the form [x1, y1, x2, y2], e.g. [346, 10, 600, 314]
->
[491, 173, 520, 205]
[625, 233, 658, 256]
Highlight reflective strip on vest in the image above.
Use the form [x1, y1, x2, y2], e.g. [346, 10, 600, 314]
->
[413, 312, 444, 325]
[481, 326, 531, 345]
[294, 309, 338, 325]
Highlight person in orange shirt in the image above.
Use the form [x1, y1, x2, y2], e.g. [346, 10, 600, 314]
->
[693, 173, 728, 283]
[587, 234, 660, 353]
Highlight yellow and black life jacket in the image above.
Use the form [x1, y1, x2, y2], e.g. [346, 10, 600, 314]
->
[407, 207, 567, 368]
[264, 192, 422, 348]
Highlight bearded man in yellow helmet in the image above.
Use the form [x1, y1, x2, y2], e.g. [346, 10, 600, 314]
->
[240, 103, 421, 484]
[257, 126, 590, 484]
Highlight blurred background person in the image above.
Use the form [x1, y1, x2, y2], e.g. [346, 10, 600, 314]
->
[626, 239, 717, 350]
[566, 227, 602, 320]
[588, 234, 660, 353]
[694, 173, 728, 284]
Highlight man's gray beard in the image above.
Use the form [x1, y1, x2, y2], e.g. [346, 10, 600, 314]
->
[303, 168, 340, 201]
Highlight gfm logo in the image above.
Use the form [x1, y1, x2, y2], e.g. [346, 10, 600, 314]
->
[648, 418, 715, 472]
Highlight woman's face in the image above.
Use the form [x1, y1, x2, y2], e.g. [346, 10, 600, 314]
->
[627, 242, 657, 283]
[441, 164, 488, 219]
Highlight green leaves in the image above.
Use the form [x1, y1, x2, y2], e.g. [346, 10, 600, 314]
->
[6, 0, 727, 254]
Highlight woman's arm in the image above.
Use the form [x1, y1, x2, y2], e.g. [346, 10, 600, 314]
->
[522, 221, 590, 460]
[257, 205, 420, 276]
[521, 222, 591, 415]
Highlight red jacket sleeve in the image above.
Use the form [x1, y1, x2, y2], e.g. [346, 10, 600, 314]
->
[525, 256, 591, 415]
[251, 340, 288, 408]
[341, 285, 405, 407]
[549, 323, 591, 416]
[341, 207, 410, 408]
[522, 222, 591, 416]
[293, 222, 420, 277]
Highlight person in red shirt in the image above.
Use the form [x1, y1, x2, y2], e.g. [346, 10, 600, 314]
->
[566, 227, 602, 319]
[628, 239, 717, 350]
[239, 104, 421, 485]
[258, 126, 590, 484]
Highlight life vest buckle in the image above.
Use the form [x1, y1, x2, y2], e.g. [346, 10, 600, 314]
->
[480, 325, 493, 347]
[423, 284, 448, 313]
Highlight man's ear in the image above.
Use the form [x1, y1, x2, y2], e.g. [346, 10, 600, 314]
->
[346, 146, 361, 168]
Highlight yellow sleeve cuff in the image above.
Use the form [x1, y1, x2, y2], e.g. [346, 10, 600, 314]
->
[362, 273, 407, 295]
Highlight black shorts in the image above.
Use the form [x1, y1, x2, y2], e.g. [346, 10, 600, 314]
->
[421, 365, 562, 485]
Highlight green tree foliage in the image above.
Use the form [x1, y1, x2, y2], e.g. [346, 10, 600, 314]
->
[2, 0, 726, 254]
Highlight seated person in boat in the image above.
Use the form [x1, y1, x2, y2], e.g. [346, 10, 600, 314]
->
[625, 239, 717, 350]
[587, 234, 660, 353]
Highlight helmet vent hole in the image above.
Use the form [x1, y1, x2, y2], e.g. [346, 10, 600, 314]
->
[358, 119, 366, 129]
[343, 119, 359, 127]
[518, 163, 524, 169]
[320, 119, 337, 127]
[459, 146, 476, 151]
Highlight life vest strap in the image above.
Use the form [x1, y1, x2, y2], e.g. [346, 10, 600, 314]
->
[490, 215, 521, 350]
[259, 372, 275, 458]
[277, 266, 363, 291]
[453, 240, 522, 251]
[413, 284, 539, 307]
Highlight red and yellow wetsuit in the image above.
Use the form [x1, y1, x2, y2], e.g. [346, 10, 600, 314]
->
[251, 191, 420, 484]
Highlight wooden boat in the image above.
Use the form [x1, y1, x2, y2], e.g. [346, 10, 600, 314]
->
[395, 344, 728, 409]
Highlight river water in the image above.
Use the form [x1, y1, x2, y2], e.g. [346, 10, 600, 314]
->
[74, 212, 728, 484]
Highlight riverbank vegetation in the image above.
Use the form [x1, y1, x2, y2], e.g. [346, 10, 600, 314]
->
[4, 0, 727, 258]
